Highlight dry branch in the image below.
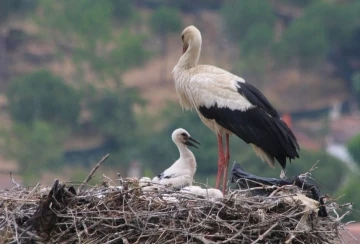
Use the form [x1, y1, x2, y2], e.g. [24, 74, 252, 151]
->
[0, 160, 353, 243]
[77, 154, 109, 193]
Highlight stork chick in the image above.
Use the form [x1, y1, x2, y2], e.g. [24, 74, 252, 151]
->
[152, 128, 200, 188]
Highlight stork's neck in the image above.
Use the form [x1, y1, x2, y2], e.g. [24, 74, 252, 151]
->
[172, 142, 197, 175]
[176, 41, 201, 70]
[177, 144, 194, 159]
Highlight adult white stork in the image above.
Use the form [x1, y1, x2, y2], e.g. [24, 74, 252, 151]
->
[152, 128, 200, 188]
[172, 25, 300, 193]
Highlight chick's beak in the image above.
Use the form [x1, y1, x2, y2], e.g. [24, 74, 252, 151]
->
[184, 137, 201, 149]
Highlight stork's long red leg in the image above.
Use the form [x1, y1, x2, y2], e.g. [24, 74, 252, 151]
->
[215, 134, 225, 189]
[221, 134, 230, 194]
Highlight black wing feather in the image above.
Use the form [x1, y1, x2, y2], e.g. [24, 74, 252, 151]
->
[199, 81, 300, 169]
[237, 81, 279, 117]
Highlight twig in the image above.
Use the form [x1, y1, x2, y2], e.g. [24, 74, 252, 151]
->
[9, 172, 21, 188]
[188, 233, 215, 244]
[0, 174, 348, 243]
[251, 222, 279, 244]
[221, 218, 247, 243]
[78, 154, 109, 192]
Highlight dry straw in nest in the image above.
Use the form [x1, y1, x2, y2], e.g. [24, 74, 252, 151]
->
[0, 155, 354, 243]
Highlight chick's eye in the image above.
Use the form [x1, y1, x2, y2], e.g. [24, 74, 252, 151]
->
[181, 132, 187, 137]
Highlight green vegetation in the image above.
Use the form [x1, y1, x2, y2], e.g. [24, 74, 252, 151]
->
[110, 31, 150, 73]
[277, 19, 328, 67]
[38, 0, 112, 45]
[0, 0, 36, 23]
[347, 134, 360, 165]
[352, 72, 360, 105]
[1, 121, 66, 183]
[7, 70, 81, 127]
[149, 6, 182, 57]
[221, 0, 275, 42]
[150, 6, 182, 36]
[88, 87, 143, 149]
[111, 0, 134, 22]
[336, 174, 360, 222]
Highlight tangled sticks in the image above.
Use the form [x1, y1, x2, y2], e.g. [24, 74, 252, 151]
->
[0, 162, 352, 243]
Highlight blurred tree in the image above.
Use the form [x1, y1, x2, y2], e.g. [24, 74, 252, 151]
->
[0, 0, 37, 23]
[241, 23, 273, 57]
[302, 1, 358, 48]
[167, 0, 222, 13]
[276, 1, 359, 68]
[351, 72, 360, 105]
[347, 134, 360, 165]
[336, 174, 360, 221]
[37, 0, 112, 48]
[87, 86, 145, 159]
[238, 23, 273, 79]
[111, 0, 134, 22]
[221, 0, 275, 42]
[7, 70, 81, 127]
[110, 30, 149, 73]
[277, 19, 328, 68]
[0, 121, 66, 183]
[150, 6, 182, 82]
[149, 6, 182, 42]
[277, 0, 315, 7]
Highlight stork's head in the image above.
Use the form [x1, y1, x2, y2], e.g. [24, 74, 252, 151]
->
[172, 128, 200, 148]
[181, 25, 202, 54]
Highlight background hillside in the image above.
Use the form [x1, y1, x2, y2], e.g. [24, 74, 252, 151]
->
[0, 0, 360, 221]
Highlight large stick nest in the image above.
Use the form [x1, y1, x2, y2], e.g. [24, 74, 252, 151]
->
[0, 162, 352, 243]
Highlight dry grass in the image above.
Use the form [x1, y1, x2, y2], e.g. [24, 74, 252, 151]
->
[0, 156, 353, 243]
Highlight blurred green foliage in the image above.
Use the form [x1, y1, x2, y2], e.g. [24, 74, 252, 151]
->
[110, 31, 150, 72]
[336, 174, 360, 222]
[276, 1, 360, 67]
[221, 0, 275, 42]
[0, 0, 37, 23]
[302, 1, 358, 47]
[1, 121, 66, 183]
[352, 72, 360, 105]
[111, 0, 134, 22]
[278, 0, 315, 7]
[347, 135, 360, 165]
[149, 6, 182, 35]
[38, 0, 112, 45]
[88, 87, 143, 149]
[276, 19, 328, 67]
[7, 70, 81, 127]
[241, 23, 273, 57]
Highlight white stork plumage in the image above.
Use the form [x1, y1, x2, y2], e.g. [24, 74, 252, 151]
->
[172, 25, 300, 194]
[152, 128, 200, 188]
[181, 185, 224, 200]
